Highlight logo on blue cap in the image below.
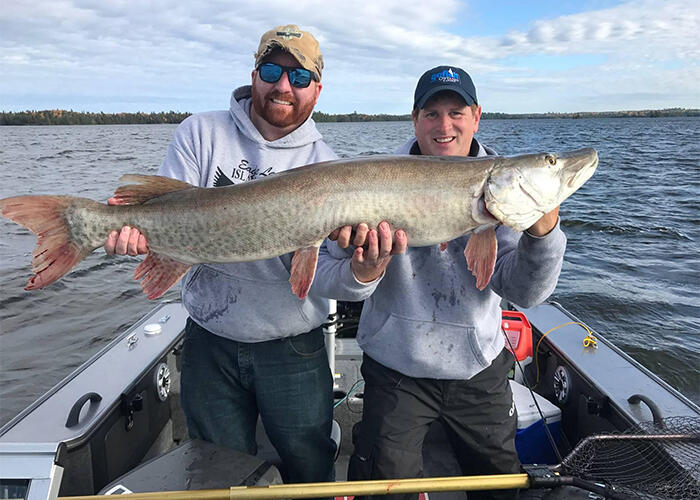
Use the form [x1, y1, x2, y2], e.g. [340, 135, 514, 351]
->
[431, 68, 460, 84]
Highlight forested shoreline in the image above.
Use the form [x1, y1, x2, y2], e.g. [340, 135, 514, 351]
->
[1, 108, 698, 125]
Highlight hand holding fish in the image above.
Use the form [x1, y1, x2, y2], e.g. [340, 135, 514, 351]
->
[104, 196, 148, 256]
[525, 206, 560, 237]
[329, 222, 407, 253]
[105, 226, 148, 256]
[329, 223, 370, 249]
[330, 221, 408, 283]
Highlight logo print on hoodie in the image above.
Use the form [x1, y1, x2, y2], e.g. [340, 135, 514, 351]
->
[213, 159, 273, 187]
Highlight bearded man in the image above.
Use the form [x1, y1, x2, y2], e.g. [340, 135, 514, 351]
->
[105, 25, 337, 485]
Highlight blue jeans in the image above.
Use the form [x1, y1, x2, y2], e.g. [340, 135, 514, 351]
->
[180, 318, 335, 484]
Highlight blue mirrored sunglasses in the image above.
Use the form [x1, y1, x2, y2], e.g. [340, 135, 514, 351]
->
[257, 62, 316, 88]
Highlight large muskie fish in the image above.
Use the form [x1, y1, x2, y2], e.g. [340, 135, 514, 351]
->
[0, 148, 597, 299]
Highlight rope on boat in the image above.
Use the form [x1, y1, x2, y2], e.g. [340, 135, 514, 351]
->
[532, 321, 598, 389]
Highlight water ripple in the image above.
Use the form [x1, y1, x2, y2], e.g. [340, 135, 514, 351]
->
[562, 219, 692, 240]
[0, 119, 698, 427]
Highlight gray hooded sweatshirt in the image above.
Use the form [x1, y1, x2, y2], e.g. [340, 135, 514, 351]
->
[158, 86, 337, 342]
[314, 137, 566, 380]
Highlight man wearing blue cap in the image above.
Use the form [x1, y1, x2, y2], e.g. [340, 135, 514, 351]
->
[319, 66, 566, 499]
[404, 65, 485, 157]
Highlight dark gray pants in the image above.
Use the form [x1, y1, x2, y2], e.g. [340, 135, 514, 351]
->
[348, 350, 520, 500]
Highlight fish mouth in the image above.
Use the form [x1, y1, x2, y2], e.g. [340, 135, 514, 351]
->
[567, 153, 599, 188]
[556, 148, 598, 188]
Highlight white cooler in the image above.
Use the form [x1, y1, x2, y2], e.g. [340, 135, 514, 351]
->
[510, 380, 562, 464]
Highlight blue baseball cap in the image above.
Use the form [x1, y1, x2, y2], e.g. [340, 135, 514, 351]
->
[413, 66, 478, 109]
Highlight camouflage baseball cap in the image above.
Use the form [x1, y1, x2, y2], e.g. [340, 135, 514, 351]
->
[254, 24, 324, 80]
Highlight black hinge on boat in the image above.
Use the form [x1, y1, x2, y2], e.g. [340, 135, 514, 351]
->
[587, 395, 611, 418]
[120, 392, 144, 431]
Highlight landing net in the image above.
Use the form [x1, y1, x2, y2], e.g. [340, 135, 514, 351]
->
[558, 416, 700, 499]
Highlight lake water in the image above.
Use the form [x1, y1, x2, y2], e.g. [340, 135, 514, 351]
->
[0, 118, 698, 427]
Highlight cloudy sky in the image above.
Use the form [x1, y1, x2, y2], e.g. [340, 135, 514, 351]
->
[1, 0, 698, 114]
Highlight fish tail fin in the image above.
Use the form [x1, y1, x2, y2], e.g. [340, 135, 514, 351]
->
[0, 195, 97, 290]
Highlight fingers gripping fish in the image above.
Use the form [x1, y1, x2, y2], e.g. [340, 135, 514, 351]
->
[0, 149, 598, 300]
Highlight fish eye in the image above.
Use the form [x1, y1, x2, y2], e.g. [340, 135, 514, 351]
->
[545, 154, 557, 166]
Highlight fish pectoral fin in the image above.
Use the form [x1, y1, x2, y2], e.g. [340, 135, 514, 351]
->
[134, 252, 191, 300]
[464, 227, 498, 291]
[112, 175, 195, 205]
[290, 245, 321, 300]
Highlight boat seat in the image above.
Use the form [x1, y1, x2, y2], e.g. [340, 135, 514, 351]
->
[98, 439, 281, 494]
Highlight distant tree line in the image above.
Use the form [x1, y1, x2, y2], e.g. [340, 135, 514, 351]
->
[0, 110, 192, 126]
[312, 111, 412, 122]
[1, 108, 698, 126]
[481, 108, 700, 119]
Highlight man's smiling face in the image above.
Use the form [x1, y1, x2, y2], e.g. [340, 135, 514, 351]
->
[251, 49, 321, 132]
[413, 92, 481, 156]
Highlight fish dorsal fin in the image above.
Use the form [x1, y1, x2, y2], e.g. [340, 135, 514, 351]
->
[112, 174, 195, 205]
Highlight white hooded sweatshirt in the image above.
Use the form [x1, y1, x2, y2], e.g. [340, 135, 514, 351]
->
[159, 86, 337, 342]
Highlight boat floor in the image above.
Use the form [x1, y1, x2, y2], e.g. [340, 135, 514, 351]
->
[154, 340, 585, 499]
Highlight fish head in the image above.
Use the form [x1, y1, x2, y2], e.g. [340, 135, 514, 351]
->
[484, 148, 598, 231]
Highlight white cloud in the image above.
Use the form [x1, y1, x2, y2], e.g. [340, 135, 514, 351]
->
[0, 0, 697, 113]
[493, 0, 699, 60]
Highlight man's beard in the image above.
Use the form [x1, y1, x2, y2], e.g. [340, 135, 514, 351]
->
[251, 84, 315, 129]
